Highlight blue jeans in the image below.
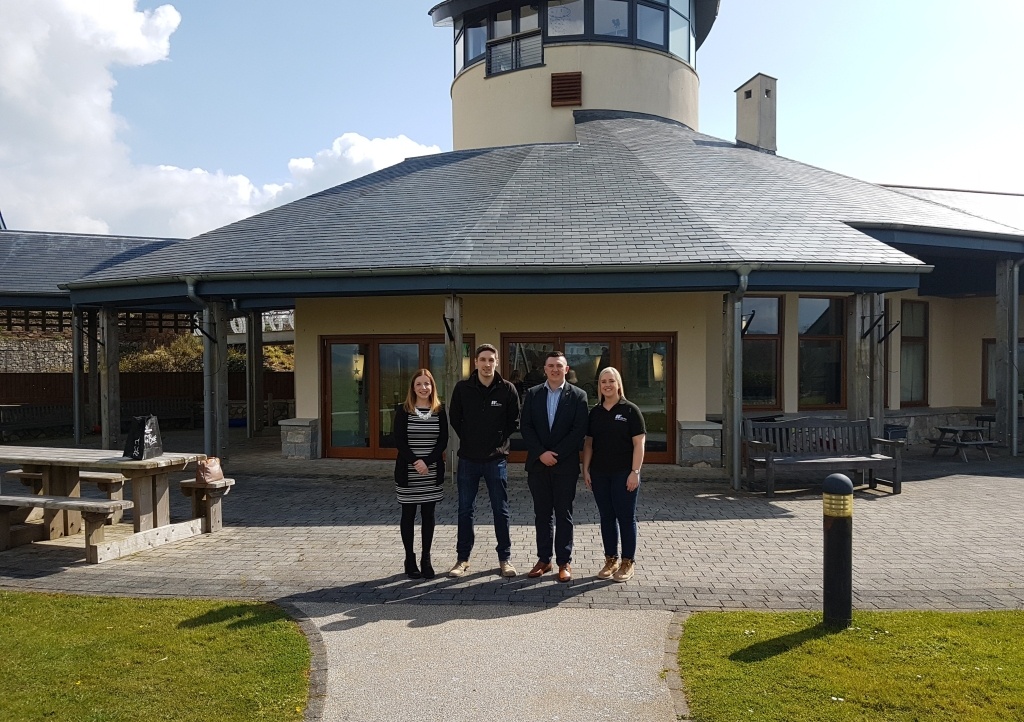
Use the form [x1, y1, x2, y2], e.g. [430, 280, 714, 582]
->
[590, 470, 639, 559]
[456, 458, 512, 562]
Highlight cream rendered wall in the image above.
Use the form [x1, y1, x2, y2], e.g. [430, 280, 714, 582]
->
[885, 292, 1012, 409]
[294, 292, 716, 426]
[451, 44, 700, 150]
[704, 296, 722, 414]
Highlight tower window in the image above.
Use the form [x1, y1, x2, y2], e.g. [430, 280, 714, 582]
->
[548, 0, 585, 36]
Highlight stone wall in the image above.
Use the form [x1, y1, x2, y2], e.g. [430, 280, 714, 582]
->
[677, 421, 722, 467]
[0, 335, 72, 372]
[280, 418, 320, 460]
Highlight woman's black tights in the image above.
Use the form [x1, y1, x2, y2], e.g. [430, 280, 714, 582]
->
[400, 502, 435, 559]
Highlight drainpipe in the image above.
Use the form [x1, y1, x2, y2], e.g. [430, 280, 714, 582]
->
[186, 278, 214, 457]
[728, 266, 751, 489]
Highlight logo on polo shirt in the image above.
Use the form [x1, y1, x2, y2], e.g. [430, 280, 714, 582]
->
[615, 414, 627, 422]
[491, 400, 502, 406]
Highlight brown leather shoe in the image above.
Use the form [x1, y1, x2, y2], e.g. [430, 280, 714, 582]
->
[527, 560, 552, 578]
[558, 563, 572, 582]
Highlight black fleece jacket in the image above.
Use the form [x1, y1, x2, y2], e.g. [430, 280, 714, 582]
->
[448, 371, 520, 461]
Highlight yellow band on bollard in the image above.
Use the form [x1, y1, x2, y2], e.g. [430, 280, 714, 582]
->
[822, 493, 853, 518]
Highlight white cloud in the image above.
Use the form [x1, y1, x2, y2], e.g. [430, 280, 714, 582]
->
[0, 1, 439, 239]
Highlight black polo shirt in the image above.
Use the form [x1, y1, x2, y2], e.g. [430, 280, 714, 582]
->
[587, 399, 646, 473]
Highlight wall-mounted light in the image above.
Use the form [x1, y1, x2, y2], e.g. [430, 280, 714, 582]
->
[741, 308, 756, 336]
[462, 356, 471, 379]
[352, 352, 365, 382]
[652, 352, 664, 383]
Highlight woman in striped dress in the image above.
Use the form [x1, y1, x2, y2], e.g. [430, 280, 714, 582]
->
[393, 369, 448, 579]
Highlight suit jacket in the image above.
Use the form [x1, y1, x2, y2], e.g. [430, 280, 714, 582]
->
[519, 381, 589, 473]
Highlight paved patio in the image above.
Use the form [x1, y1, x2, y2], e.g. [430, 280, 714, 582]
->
[2, 429, 1022, 612]
[1, 430, 1022, 721]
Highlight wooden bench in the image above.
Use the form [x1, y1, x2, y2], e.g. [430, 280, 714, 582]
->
[4, 469, 129, 524]
[743, 418, 903, 497]
[0, 404, 74, 440]
[0, 495, 134, 563]
[121, 398, 199, 430]
[927, 425, 997, 462]
[180, 479, 235, 533]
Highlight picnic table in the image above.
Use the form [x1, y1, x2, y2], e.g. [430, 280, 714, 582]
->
[928, 426, 996, 462]
[0, 446, 208, 562]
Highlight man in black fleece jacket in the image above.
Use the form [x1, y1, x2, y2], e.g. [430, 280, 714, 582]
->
[447, 343, 521, 578]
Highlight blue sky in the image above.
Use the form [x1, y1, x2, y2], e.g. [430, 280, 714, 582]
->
[1, 0, 1022, 238]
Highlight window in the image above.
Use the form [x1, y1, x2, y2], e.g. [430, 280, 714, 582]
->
[595, 0, 630, 37]
[547, 0, 585, 36]
[741, 296, 782, 409]
[484, 5, 544, 76]
[636, 3, 667, 46]
[321, 335, 473, 459]
[454, 0, 694, 77]
[899, 301, 928, 406]
[982, 338, 1024, 405]
[798, 297, 845, 408]
[466, 16, 487, 62]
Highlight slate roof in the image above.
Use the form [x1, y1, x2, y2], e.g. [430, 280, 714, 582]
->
[884, 186, 1024, 233]
[64, 111, 1024, 305]
[0, 230, 178, 306]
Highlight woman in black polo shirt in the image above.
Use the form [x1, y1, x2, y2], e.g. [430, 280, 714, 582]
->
[583, 367, 646, 582]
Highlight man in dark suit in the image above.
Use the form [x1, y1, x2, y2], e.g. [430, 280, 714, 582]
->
[520, 350, 589, 582]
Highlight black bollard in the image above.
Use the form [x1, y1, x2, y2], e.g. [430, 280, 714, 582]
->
[822, 473, 853, 628]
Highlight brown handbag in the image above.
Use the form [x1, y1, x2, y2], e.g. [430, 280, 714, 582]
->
[196, 457, 225, 483]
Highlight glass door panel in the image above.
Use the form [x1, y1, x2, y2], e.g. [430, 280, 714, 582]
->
[507, 341, 554, 451]
[428, 342, 473, 403]
[378, 343, 419, 448]
[328, 343, 370, 449]
[564, 341, 611, 408]
[619, 340, 668, 452]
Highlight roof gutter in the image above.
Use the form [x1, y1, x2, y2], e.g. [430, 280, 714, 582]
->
[62, 260, 932, 291]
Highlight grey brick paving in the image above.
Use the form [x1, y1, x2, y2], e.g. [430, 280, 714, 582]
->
[2, 430, 1023, 612]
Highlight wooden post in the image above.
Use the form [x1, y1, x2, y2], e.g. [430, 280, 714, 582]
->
[246, 310, 265, 438]
[72, 308, 84, 444]
[723, 292, 742, 489]
[87, 310, 100, 433]
[213, 302, 230, 462]
[847, 293, 885, 438]
[98, 307, 121, 451]
[444, 295, 463, 481]
[994, 260, 1014, 446]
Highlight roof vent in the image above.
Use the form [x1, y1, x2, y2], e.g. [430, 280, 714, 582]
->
[551, 72, 583, 107]
[735, 73, 777, 154]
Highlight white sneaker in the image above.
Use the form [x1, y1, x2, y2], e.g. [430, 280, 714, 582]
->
[499, 560, 517, 577]
[448, 560, 470, 578]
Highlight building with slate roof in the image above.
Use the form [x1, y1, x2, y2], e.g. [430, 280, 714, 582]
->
[9, 1, 1024, 477]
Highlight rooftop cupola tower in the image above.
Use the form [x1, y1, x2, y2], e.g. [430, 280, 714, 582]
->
[430, 1, 720, 150]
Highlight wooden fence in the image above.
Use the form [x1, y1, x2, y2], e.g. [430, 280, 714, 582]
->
[0, 372, 294, 404]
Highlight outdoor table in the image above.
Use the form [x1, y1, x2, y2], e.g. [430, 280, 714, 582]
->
[928, 426, 995, 462]
[0, 446, 205, 538]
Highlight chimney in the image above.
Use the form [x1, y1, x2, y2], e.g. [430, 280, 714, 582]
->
[735, 73, 777, 154]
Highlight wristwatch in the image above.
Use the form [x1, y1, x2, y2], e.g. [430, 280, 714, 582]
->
[632, 469, 641, 475]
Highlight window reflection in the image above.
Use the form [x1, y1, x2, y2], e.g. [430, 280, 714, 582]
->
[620, 340, 668, 452]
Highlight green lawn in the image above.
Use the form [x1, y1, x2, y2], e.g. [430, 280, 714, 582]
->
[0, 591, 310, 722]
[679, 610, 1024, 722]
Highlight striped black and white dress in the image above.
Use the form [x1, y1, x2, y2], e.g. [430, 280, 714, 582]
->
[395, 409, 444, 505]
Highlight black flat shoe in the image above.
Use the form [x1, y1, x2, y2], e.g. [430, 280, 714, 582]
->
[404, 557, 421, 579]
[421, 556, 435, 579]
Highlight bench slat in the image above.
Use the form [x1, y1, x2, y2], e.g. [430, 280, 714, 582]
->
[0, 495, 133, 514]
